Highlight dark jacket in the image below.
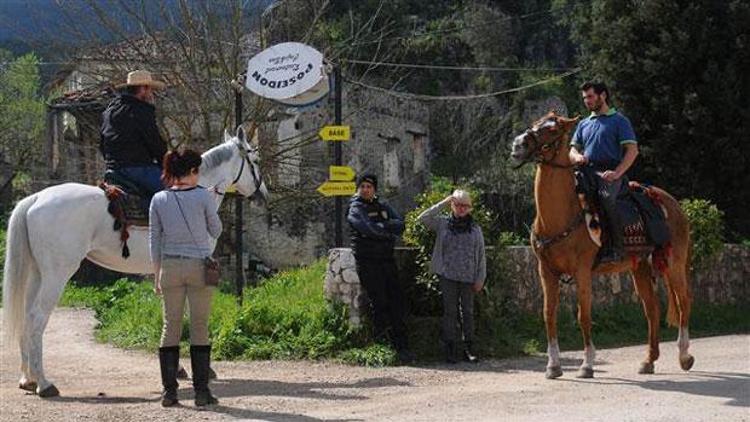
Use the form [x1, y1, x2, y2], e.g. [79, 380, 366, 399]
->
[347, 195, 404, 260]
[100, 94, 167, 169]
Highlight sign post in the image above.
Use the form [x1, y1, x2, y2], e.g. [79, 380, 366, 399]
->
[234, 75, 245, 305]
[333, 64, 344, 247]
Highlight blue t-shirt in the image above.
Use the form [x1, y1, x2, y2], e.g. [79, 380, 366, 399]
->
[571, 108, 637, 168]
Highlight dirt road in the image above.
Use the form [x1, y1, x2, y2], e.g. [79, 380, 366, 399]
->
[1, 308, 748, 421]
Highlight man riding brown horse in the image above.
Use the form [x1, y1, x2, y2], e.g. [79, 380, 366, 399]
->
[569, 81, 639, 263]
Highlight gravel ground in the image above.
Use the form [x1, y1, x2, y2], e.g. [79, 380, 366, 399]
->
[1, 308, 748, 421]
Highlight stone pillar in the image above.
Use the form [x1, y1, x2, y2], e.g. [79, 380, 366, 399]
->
[324, 248, 366, 327]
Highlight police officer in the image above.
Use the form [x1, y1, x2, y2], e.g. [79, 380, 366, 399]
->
[347, 174, 415, 363]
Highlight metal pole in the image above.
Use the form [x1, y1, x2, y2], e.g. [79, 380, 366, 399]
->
[334, 64, 343, 247]
[234, 86, 245, 305]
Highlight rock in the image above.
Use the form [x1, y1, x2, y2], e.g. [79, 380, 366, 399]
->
[342, 268, 360, 284]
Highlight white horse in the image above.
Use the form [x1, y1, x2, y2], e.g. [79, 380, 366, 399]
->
[2, 127, 268, 398]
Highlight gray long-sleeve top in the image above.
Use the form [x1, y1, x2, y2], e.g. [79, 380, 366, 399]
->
[149, 187, 222, 265]
[418, 201, 486, 284]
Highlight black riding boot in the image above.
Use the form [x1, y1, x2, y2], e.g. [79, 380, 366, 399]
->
[158, 346, 180, 407]
[463, 341, 479, 364]
[190, 345, 218, 407]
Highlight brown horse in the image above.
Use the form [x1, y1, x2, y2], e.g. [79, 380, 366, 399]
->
[510, 112, 694, 379]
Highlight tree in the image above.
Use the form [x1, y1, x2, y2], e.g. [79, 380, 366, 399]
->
[0, 50, 46, 174]
[559, 0, 750, 238]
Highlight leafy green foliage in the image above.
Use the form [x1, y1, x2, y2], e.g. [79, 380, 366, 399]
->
[339, 344, 398, 367]
[559, 0, 750, 239]
[403, 176, 491, 287]
[0, 51, 46, 177]
[680, 199, 724, 270]
[60, 260, 393, 362]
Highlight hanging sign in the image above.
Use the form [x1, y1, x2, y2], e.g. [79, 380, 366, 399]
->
[245, 42, 325, 100]
[276, 74, 330, 107]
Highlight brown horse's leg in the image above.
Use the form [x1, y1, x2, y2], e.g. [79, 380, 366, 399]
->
[574, 268, 595, 378]
[539, 262, 562, 379]
[633, 261, 660, 374]
[668, 265, 694, 371]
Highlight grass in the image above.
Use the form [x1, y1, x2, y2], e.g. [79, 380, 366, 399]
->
[57, 259, 750, 366]
[60, 259, 394, 366]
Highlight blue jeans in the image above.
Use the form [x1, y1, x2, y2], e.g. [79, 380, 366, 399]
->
[116, 165, 164, 196]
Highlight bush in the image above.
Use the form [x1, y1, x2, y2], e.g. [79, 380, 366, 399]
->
[403, 176, 492, 288]
[680, 199, 724, 270]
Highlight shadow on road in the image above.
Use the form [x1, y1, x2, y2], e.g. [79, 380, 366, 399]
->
[559, 370, 750, 407]
[193, 404, 361, 422]
[48, 395, 159, 404]
[209, 376, 410, 401]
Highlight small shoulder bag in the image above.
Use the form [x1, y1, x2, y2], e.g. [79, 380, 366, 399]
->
[171, 190, 221, 286]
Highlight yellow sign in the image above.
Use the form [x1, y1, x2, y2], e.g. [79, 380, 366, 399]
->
[319, 125, 351, 141]
[317, 181, 356, 197]
[329, 165, 355, 181]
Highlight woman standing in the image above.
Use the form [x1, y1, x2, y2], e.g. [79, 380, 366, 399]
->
[149, 148, 222, 407]
[418, 190, 486, 364]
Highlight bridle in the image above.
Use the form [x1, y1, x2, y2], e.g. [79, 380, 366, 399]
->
[514, 120, 576, 170]
[213, 142, 263, 196]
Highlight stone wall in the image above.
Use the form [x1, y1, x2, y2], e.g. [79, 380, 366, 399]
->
[324, 248, 365, 326]
[325, 245, 750, 324]
[502, 244, 750, 312]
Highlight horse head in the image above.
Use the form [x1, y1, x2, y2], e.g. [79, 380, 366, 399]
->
[219, 126, 269, 203]
[510, 111, 579, 167]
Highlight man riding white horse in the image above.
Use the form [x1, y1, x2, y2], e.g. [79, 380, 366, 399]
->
[100, 70, 168, 205]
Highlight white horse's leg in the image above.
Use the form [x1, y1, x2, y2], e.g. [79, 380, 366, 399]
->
[18, 267, 42, 391]
[26, 274, 69, 397]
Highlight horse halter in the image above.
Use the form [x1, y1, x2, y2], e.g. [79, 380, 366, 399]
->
[215, 143, 263, 196]
[515, 120, 574, 170]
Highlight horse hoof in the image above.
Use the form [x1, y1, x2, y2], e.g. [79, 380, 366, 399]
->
[576, 367, 594, 378]
[638, 362, 655, 374]
[176, 366, 189, 379]
[545, 366, 563, 379]
[19, 381, 37, 393]
[38, 385, 60, 398]
[680, 355, 695, 371]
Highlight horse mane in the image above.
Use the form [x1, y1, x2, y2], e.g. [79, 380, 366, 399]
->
[201, 141, 236, 172]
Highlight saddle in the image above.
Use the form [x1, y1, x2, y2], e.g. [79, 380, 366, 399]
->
[99, 170, 152, 258]
[575, 167, 672, 272]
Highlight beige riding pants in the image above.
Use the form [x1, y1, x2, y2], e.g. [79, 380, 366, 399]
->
[159, 257, 213, 347]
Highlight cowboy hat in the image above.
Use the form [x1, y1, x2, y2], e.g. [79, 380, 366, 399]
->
[116, 70, 166, 90]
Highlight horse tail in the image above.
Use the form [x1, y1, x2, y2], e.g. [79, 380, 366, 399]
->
[665, 278, 679, 328]
[664, 205, 692, 328]
[2, 193, 39, 345]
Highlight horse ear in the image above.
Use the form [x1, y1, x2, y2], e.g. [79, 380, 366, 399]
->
[250, 126, 259, 147]
[559, 115, 580, 128]
[236, 126, 246, 143]
[224, 129, 232, 143]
